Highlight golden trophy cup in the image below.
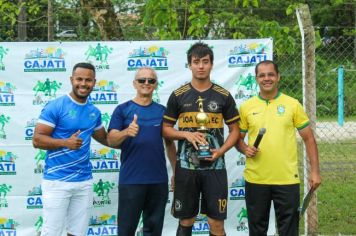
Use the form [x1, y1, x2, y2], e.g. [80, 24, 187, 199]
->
[196, 96, 212, 159]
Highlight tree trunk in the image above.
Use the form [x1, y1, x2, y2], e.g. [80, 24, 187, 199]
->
[18, 0, 27, 41]
[48, 0, 54, 41]
[80, 0, 124, 40]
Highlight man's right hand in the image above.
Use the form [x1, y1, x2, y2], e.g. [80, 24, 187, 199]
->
[66, 130, 83, 150]
[184, 131, 207, 150]
[126, 114, 139, 137]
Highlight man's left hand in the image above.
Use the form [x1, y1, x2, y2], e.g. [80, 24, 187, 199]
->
[205, 149, 223, 162]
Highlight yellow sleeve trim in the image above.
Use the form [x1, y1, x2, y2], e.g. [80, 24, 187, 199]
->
[225, 115, 240, 124]
[164, 115, 177, 122]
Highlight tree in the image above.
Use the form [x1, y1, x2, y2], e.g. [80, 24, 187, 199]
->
[80, 0, 124, 40]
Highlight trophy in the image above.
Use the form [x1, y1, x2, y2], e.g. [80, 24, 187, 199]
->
[196, 96, 212, 159]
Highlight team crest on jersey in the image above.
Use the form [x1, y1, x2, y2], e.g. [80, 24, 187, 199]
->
[89, 112, 97, 121]
[207, 100, 219, 112]
[277, 104, 285, 115]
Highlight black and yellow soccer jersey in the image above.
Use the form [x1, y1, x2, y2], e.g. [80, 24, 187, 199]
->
[164, 83, 239, 170]
[239, 92, 310, 184]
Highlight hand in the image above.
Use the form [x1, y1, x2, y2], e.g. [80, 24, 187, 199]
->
[126, 114, 139, 137]
[205, 148, 223, 162]
[66, 130, 82, 150]
[244, 145, 258, 158]
[184, 131, 207, 150]
[309, 171, 321, 192]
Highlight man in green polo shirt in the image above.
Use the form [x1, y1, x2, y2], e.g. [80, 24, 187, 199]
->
[236, 60, 321, 236]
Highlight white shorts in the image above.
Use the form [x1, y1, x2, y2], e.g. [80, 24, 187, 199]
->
[41, 179, 93, 236]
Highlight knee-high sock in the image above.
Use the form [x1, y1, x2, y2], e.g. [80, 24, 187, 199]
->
[176, 224, 193, 236]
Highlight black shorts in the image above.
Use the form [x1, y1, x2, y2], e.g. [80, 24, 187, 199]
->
[172, 164, 228, 220]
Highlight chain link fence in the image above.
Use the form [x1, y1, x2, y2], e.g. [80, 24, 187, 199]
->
[276, 31, 355, 235]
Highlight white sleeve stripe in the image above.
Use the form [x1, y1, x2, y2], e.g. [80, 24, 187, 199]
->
[38, 119, 56, 128]
[94, 124, 103, 131]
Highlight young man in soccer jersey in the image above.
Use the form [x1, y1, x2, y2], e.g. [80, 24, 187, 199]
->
[163, 42, 240, 236]
[107, 67, 176, 236]
[33, 62, 108, 236]
[235, 60, 321, 236]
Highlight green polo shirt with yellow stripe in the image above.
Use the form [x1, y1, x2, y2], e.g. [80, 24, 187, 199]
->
[239, 92, 310, 185]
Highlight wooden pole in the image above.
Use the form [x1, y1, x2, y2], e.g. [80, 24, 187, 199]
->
[296, 4, 318, 235]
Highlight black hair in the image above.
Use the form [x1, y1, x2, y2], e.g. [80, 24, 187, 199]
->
[72, 62, 96, 76]
[187, 42, 214, 65]
[255, 60, 279, 75]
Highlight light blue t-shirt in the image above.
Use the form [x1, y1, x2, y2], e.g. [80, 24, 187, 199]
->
[38, 94, 102, 182]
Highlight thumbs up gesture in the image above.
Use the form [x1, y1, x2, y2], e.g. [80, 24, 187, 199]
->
[126, 114, 139, 137]
[66, 130, 83, 150]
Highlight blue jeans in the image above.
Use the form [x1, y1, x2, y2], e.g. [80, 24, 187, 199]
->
[118, 183, 168, 236]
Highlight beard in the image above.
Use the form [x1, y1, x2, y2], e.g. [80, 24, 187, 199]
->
[72, 87, 92, 101]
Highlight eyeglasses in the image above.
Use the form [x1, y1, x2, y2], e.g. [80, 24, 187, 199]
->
[136, 78, 157, 84]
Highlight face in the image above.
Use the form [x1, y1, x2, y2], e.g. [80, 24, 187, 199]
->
[256, 63, 280, 95]
[133, 68, 157, 97]
[189, 55, 213, 81]
[70, 67, 96, 102]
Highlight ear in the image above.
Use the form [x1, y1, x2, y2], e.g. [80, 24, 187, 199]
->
[133, 79, 137, 89]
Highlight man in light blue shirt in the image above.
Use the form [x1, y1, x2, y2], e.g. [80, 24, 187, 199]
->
[33, 62, 108, 236]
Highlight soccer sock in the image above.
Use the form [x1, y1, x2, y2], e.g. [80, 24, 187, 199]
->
[176, 224, 193, 236]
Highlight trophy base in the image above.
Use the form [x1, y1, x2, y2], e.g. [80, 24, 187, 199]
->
[197, 144, 213, 168]
[197, 143, 212, 160]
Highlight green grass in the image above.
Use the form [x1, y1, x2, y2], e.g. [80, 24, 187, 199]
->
[299, 140, 356, 235]
[316, 116, 356, 122]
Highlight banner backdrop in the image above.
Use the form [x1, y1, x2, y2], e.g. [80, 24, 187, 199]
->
[0, 39, 275, 236]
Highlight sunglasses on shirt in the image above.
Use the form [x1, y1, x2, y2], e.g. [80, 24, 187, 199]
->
[136, 78, 157, 84]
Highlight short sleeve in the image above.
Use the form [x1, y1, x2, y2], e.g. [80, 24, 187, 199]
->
[294, 101, 310, 130]
[223, 93, 240, 125]
[38, 100, 58, 127]
[238, 102, 248, 133]
[163, 92, 179, 124]
[108, 105, 125, 131]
